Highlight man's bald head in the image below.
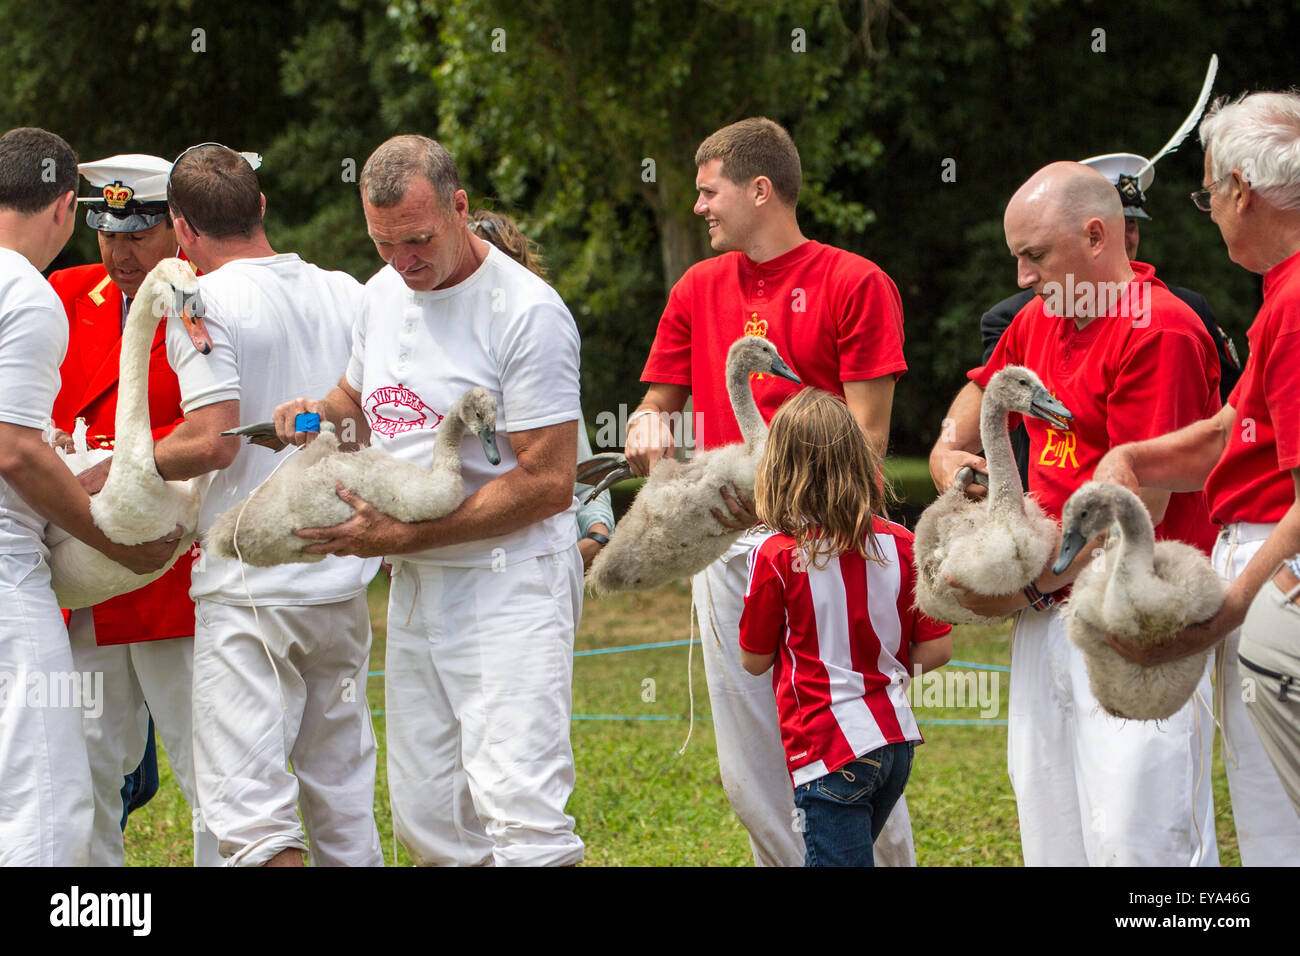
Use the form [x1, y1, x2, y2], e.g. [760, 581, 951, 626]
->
[1007, 161, 1125, 232]
[1003, 161, 1136, 313]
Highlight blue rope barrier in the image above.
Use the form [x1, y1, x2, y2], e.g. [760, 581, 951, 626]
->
[947, 659, 1011, 673]
[574, 638, 700, 657]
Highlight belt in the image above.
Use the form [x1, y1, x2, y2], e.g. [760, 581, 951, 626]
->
[1238, 652, 1297, 702]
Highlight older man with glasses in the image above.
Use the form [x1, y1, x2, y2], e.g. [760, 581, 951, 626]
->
[1096, 90, 1300, 866]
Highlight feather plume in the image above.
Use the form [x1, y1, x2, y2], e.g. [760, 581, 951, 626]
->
[1137, 54, 1219, 177]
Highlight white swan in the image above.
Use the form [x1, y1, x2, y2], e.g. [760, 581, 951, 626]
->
[205, 387, 500, 566]
[913, 365, 1072, 625]
[585, 336, 800, 594]
[1053, 481, 1220, 720]
[46, 258, 208, 609]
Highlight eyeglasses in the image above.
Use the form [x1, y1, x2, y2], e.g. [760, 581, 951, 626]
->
[1190, 174, 1232, 212]
[166, 143, 263, 237]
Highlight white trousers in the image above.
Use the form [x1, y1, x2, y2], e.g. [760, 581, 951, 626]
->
[67, 610, 221, 867]
[1211, 522, 1300, 865]
[693, 535, 916, 867]
[385, 550, 585, 867]
[0, 552, 92, 866]
[191, 596, 383, 867]
[1007, 604, 1218, 866]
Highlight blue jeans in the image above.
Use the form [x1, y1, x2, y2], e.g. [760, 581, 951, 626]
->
[793, 741, 915, 867]
[119, 715, 159, 830]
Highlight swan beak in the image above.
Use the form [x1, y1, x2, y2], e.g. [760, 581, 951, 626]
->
[575, 453, 633, 503]
[477, 426, 501, 466]
[1053, 527, 1087, 575]
[769, 355, 801, 385]
[178, 290, 213, 355]
[1029, 387, 1072, 429]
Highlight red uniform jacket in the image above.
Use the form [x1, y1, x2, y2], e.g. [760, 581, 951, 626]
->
[48, 264, 196, 646]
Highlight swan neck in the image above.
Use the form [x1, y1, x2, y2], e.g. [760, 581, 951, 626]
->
[111, 277, 164, 470]
[1111, 496, 1156, 570]
[432, 403, 466, 471]
[979, 393, 1024, 506]
[728, 364, 766, 446]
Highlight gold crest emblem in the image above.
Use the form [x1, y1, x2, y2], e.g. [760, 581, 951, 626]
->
[102, 181, 134, 209]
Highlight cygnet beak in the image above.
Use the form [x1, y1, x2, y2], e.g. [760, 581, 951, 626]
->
[769, 355, 801, 385]
[1029, 387, 1072, 429]
[1052, 526, 1088, 575]
[477, 425, 501, 466]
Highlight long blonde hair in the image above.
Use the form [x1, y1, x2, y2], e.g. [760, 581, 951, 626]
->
[754, 388, 893, 569]
[468, 209, 548, 279]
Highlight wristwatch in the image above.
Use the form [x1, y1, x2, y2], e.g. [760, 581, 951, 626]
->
[584, 531, 610, 546]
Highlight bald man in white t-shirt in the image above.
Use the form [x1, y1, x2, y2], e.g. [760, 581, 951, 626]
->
[274, 135, 584, 866]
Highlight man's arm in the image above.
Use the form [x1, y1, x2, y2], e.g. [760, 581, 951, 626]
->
[0, 423, 177, 574]
[296, 418, 579, 559]
[1112, 468, 1300, 666]
[928, 381, 989, 495]
[1093, 404, 1235, 493]
[273, 377, 370, 448]
[623, 382, 690, 477]
[843, 376, 895, 459]
[153, 400, 242, 482]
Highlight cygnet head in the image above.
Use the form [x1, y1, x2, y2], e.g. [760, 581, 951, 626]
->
[727, 335, 801, 384]
[453, 387, 501, 465]
[140, 257, 211, 355]
[1053, 480, 1132, 573]
[985, 365, 1072, 428]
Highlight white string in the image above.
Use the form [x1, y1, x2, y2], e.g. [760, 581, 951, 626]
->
[1190, 684, 1215, 857]
[677, 587, 698, 757]
[678, 571, 719, 757]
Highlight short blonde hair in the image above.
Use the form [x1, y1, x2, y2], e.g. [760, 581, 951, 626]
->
[754, 388, 893, 569]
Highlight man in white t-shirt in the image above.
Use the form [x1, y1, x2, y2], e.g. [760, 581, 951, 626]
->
[0, 127, 178, 865]
[150, 143, 382, 867]
[274, 134, 584, 866]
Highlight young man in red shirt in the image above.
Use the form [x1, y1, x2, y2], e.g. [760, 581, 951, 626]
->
[1095, 91, 1300, 865]
[930, 162, 1222, 866]
[624, 117, 910, 867]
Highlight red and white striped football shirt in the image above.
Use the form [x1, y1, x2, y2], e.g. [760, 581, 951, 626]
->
[739, 518, 951, 785]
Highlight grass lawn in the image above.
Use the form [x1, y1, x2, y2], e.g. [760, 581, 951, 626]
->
[122, 459, 1241, 866]
[123, 568, 1242, 866]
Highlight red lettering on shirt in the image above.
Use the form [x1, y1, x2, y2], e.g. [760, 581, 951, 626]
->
[1038, 427, 1079, 469]
[364, 384, 443, 437]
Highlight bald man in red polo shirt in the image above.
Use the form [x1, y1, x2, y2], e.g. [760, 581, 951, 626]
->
[931, 162, 1221, 866]
[1095, 90, 1300, 865]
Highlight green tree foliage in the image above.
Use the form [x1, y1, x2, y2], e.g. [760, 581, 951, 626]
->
[394, 0, 892, 438]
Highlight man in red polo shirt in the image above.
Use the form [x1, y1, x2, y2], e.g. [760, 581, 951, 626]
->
[624, 117, 909, 867]
[930, 161, 1221, 866]
[1095, 91, 1300, 865]
[48, 154, 218, 867]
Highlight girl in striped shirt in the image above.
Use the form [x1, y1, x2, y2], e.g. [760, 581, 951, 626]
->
[739, 388, 952, 866]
